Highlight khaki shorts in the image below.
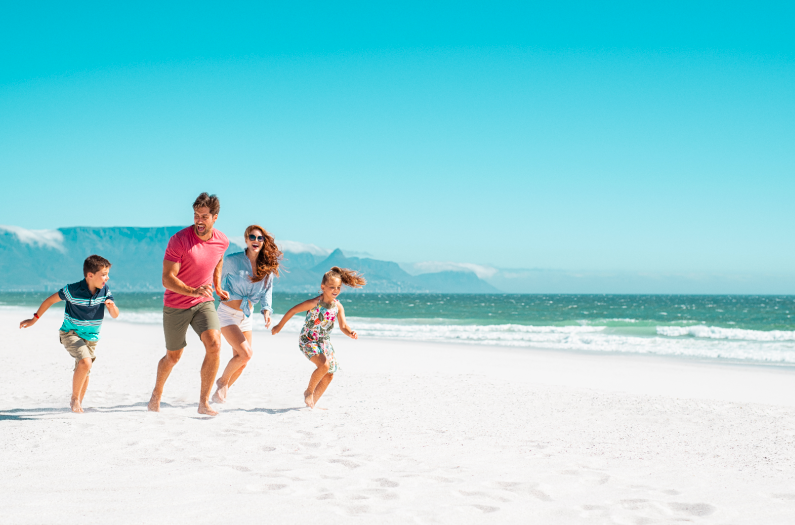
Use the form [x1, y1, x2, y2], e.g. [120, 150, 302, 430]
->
[163, 301, 220, 351]
[59, 330, 98, 371]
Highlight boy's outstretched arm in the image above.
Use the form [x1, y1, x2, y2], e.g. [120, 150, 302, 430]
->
[336, 303, 358, 339]
[19, 293, 63, 329]
[105, 299, 120, 319]
[271, 297, 320, 335]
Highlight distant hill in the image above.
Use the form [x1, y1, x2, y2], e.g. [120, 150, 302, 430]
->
[0, 225, 500, 294]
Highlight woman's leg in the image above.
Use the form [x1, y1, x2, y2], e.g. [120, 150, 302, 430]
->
[212, 325, 252, 403]
[227, 331, 253, 388]
[312, 373, 334, 405]
[304, 354, 330, 408]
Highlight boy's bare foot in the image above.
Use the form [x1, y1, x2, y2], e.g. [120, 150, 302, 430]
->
[147, 393, 161, 412]
[198, 403, 218, 416]
[70, 397, 84, 413]
[304, 389, 315, 409]
[211, 379, 228, 404]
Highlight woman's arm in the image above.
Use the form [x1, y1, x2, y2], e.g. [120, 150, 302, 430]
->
[336, 303, 358, 339]
[19, 293, 63, 328]
[259, 274, 274, 328]
[271, 296, 320, 335]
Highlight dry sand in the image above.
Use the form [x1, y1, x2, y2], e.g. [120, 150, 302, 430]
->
[2, 309, 795, 524]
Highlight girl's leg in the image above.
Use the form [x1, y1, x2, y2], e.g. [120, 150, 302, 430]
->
[227, 331, 253, 388]
[71, 358, 92, 413]
[213, 325, 252, 403]
[304, 354, 330, 408]
[312, 373, 334, 405]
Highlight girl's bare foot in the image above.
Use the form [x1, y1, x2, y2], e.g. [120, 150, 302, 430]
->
[211, 378, 228, 404]
[304, 389, 315, 409]
[70, 397, 84, 413]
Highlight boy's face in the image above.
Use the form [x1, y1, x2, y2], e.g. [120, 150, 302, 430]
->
[193, 206, 218, 237]
[86, 267, 110, 289]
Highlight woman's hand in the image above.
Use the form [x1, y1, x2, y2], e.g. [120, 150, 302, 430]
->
[263, 311, 272, 329]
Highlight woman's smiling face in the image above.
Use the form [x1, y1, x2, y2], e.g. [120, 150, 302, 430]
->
[246, 229, 264, 253]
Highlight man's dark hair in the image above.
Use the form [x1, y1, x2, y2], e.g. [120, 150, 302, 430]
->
[83, 255, 111, 277]
[193, 192, 220, 216]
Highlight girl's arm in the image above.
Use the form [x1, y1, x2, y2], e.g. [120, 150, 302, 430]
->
[336, 302, 358, 340]
[19, 293, 63, 329]
[271, 296, 320, 335]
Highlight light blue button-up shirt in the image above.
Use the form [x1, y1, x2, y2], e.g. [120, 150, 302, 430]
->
[221, 251, 274, 317]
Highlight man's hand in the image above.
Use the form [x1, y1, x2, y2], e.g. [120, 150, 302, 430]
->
[19, 317, 37, 329]
[215, 287, 230, 301]
[193, 284, 214, 299]
[263, 311, 272, 329]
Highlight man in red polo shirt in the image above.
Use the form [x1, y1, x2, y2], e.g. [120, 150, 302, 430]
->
[148, 192, 230, 416]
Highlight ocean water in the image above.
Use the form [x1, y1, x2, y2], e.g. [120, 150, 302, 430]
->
[4, 292, 795, 365]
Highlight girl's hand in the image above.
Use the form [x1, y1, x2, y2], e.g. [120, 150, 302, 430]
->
[19, 317, 37, 329]
[271, 323, 282, 335]
[348, 330, 358, 340]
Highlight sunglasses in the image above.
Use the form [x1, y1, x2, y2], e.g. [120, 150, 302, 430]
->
[248, 234, 265, 242]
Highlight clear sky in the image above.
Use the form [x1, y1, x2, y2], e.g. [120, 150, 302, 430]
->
[2, 2, 793, 279]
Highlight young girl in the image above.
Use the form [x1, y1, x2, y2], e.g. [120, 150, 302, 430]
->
[271, 267, 365, 408]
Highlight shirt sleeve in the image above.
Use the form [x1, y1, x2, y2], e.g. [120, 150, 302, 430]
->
[259, 274, 274, 314]
[57, 285, 68, 302]
[106, 288, 114, 301]
[163, 234, 183, 263]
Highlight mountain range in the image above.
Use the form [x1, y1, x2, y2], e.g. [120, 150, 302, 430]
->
[0, 225, 499, 293]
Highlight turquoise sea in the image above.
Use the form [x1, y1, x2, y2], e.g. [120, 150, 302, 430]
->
[4, 292, 795, 364]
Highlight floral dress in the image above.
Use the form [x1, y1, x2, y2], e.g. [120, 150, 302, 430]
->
[299, 299, 339, 373]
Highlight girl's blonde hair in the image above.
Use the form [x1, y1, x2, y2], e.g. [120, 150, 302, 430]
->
[245, 224, 282, 282]
[322, 266, 366, 288]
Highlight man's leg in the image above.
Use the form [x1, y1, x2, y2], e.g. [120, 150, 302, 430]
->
[148, 349, 183, 412]
[213, 326, 252, 403]
[198, 329, 221, 416]
[71, 358, 92, 413]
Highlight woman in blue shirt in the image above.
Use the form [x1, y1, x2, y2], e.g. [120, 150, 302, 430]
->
[212, 224, 282, 404]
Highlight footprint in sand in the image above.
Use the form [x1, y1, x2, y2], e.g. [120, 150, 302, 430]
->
[374, 478, 399, 488]
[668, 502, 716, 517]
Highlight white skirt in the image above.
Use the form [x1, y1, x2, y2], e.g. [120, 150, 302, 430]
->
[217, 302, 253, 332]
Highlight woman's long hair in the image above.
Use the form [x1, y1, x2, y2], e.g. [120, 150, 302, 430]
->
[322, 266, 366, 288]
[245, 225, 282, 282]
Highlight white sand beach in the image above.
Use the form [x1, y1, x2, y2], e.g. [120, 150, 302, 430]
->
[3, 308, 795, 524]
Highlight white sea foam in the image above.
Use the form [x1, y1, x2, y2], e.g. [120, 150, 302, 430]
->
[105, 312, 795, 364]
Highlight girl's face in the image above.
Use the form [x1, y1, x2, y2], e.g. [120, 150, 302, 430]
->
[321, 277, 342, 301]
[245, 229, 264, 254]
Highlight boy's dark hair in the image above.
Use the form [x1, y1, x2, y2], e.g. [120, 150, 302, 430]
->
[193, 192, 220, 216]
[83, 255, 111, 277]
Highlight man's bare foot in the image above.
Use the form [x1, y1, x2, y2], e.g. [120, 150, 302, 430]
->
[198, 403, 219, 416]
[211, 379, 228, 404]
[70, 397, 84, 413]
[147, 393, 161, 412]
[304, 389, 315, 409]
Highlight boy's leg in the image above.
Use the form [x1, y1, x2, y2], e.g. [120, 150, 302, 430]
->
[304, 355, 330, 408]
[71, 358, 92, 413]
[312, 373, 334, 405]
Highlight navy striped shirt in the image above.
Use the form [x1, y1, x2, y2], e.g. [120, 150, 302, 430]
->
[58, 280, 113, 341]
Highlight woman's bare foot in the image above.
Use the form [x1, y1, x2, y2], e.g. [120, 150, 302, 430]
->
[70, 397, 84, 413]
[211, 378, 228, 404]
[304, 389, 315, 409]
[147, 393, 161, 412]
[198, 402, 219, 416]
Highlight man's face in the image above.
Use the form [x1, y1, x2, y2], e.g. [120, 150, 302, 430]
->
[193, 206, 218, 236]
[86, 267, 110, 289]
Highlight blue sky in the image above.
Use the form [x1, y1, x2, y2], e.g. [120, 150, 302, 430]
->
[1, 2, 794, 285]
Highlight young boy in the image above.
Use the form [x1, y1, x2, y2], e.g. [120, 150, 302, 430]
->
[19, 255, 120, 413]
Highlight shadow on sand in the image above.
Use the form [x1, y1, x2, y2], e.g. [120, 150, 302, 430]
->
[1, 403, 306, 420]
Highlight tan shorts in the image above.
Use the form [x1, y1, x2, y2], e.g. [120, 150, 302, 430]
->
[163, 301, 221, 351]
[59, 330, 98, 371]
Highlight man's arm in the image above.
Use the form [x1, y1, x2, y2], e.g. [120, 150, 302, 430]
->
[213, 257, 229, 300]
[19, 292, 63, 328]
[162, 260, 213, 299]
